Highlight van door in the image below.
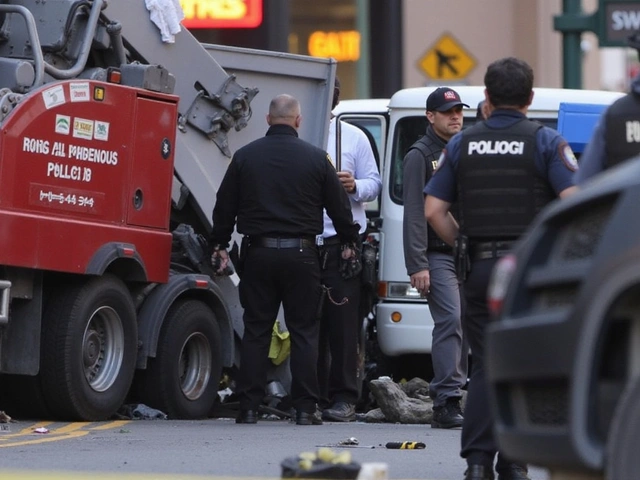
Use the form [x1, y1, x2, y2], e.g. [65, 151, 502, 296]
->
[336, 113, 388, 232]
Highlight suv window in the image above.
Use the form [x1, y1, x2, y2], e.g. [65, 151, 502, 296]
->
[389, 116, 558, 205]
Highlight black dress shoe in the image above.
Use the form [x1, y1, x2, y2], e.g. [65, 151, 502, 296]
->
[432, 397, 464, 429]
[464, 465, 494, 480]
[496, 464, 530, 480]
[296, 410, 323, 425]
[321, 401, 356, 422]
[235, 409, 258, 424]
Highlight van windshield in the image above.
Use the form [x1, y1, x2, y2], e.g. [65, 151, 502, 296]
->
[389, 115, 558, 205]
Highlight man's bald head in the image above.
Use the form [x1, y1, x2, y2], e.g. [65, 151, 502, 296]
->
[267, 94, 301, 129]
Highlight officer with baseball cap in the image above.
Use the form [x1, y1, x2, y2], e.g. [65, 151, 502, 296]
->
[402, 85, 469, 431]
[426, 86, 470, 112]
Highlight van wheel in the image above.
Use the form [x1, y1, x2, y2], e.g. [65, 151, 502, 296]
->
[138, 299, 222, 419]
[40, 275, 137, 421]
[606, 376, 640, 480]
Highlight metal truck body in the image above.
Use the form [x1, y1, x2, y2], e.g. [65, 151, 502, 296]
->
[334, 87, 623, 379]
[0, 0, 335, 421]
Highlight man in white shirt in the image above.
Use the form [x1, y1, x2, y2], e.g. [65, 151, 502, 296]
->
[318, 77, 382, 422]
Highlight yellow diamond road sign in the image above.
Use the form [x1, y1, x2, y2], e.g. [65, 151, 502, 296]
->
[418, 33, 476, 81]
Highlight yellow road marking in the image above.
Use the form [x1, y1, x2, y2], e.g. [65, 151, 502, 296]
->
[0, 422, 54, 440]
[0, 473, 281, 480]
[51, 422, 86, 433]
[0, 430, 88, 447]
[0, 421, 130, 447]
[89, 420, 130, 430]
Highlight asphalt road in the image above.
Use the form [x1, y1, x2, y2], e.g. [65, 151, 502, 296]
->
[0, 416, 551, 480]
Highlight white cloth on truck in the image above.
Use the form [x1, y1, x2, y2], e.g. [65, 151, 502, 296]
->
[145, 0, 185, 44]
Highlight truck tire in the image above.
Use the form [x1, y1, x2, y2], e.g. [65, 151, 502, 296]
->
[138, 299, 222, 419]
[40, 275, 137, 421]
[606, 376, 640, 480]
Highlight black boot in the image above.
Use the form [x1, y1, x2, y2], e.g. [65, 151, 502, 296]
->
[296, 409, 323, 425]
[464, 465, 494, 480]
[496, 463, 530, 480]
[321, 401, 356, 422]
[235, 409, 258, 424]
[431, 397, 464, 429]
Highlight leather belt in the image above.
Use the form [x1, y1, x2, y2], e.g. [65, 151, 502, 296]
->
[470, 240, 515, 261]
[251, 237, 316, 249]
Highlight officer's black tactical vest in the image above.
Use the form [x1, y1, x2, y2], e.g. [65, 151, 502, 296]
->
[458, 119, 554, 240]
[408, 134, 453, 251]
[604, 93, 640, 168]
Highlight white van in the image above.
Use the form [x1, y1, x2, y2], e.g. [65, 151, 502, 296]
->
[335, 86, 624, 378]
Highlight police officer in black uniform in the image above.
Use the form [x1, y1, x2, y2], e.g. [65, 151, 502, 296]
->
[576, 32, 640, 185]
[209, 94, 360, 426]
[425, 58, 578, 480]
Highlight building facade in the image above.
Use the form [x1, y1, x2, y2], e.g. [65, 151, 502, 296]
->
[185, 0, 628, 99]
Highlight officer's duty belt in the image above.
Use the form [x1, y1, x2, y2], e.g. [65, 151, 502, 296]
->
[251, 236, 316, 249]
[319, 235, 342, 246]
[470, 240, 515, 261]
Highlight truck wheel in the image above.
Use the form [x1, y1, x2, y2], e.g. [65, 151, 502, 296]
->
[40, 275, 137, 421]
[606, 376, 640, 480]
[138, 299, 222, 419]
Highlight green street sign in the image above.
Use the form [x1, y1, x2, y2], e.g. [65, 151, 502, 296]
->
[553, 0, 640, 87]
[554, 0, 640, 48]
[597, 0, 640, 47]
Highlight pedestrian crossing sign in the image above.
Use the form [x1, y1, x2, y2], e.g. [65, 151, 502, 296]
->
[418, 33, 476, 81]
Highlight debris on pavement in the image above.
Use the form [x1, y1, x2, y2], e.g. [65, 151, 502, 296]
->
[316, 444, 376, 449]
[217, 387, 234, 402]
[281, 447, 361, 479]
[368, 377, 433, 424]
[33, 427, 49, 434]
[339, 437, 359, 446]
[114, 403, 167, 420]
[316, 437, 376, 449]
[0, 410, 14, 423]
[384, 441, 426, 449]
[357, 462, 389, 479]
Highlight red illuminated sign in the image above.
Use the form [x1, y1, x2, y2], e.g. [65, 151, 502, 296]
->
[181, 0, 263, 29]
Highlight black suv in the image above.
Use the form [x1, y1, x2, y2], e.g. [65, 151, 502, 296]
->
[485, 157, 640, 480]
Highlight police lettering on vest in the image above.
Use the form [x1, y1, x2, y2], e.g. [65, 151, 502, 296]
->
[458, 119, 553, 240]
[626, 120, 640, 143]
[467, 140, 525, 155]
[604, 93, 640, 168]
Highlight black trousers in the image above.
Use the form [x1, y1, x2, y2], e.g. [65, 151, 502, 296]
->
[460, 258, 521, 473]
[317, 243, 362, 406]
[237, 244, 322, 414]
